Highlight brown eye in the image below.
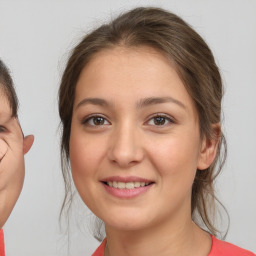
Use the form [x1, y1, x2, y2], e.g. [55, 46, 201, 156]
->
[147, 114, 174, 127]
[154, 116, 166, 125]
[0, 126, 7, 132]
[82, 115, 110, 126]
[93, 117, 105, 125]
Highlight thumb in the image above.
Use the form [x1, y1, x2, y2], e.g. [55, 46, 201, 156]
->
[23, 135, 34, 154]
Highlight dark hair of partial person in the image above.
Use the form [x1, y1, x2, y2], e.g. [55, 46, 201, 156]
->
[0, 59, 18, 117]
[58, 7, 228, 240]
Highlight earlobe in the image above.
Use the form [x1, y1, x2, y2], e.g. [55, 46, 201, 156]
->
[23, 135, 34, 154]
[197, 124, 221, 170]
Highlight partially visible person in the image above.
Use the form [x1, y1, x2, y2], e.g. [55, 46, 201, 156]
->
[0, 59, 34, 255]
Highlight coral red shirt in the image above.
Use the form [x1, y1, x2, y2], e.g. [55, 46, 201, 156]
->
[209, 236, 255, 256]
[0, 229, 5, 256]
[91, 236, 255, 256]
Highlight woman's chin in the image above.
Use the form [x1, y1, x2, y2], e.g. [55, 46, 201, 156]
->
[102, 214, 151, 232]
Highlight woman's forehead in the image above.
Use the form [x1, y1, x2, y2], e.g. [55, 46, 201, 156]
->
[73, 46, 199, 121]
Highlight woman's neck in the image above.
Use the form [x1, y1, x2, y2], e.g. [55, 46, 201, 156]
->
[104, 218, 212, 256]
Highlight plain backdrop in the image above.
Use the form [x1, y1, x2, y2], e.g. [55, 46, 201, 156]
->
[0, 0, 256, 255]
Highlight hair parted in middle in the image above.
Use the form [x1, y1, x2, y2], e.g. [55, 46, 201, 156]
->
[59, 7, 227, 239]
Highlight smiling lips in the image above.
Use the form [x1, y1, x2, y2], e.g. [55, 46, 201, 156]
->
[106, 181, 151, 189]
[102, 176, 154, 199]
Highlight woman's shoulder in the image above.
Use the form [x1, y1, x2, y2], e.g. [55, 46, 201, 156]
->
[209, 235, 255, 256]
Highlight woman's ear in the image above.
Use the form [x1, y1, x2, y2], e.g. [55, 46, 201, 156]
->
[197, 123, 221, 170]
[23, 135, 34, 154]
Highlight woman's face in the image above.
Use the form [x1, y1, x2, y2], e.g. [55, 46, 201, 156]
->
[69, 47, 213, 231]
[0, 89, 24, 214]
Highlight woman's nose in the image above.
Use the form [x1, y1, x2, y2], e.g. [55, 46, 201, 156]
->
[107, 124, 144, 168]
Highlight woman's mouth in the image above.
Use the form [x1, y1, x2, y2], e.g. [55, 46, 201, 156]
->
[101, 177, 154, 199]
[104, 181, 152, 189]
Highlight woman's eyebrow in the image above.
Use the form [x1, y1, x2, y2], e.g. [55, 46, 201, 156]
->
[76, 98, 110, 109]
[136, 97, 186, 109]
[76, 96, 186, 110]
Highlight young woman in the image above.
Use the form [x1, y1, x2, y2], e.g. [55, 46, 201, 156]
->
[0, 59, 34, 256]
[58, 7, 254, 256]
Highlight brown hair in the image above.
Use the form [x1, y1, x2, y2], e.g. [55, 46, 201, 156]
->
[0, 59, 18, 117]
[59, 7, 227, 239]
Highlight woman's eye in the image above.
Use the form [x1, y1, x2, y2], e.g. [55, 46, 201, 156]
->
[147, 115, 173, 126]
[83, 116, 110, 126]
[0, 126, 7, 132]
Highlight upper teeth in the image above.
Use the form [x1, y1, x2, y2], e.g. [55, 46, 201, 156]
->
[107, 181, 150, 189]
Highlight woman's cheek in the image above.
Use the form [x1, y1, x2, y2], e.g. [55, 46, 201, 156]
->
[147, 137, 182, 174]
[70, 134, 102, 178]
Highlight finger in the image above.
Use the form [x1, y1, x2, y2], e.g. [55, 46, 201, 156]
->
[0, 139, 8, 160]
[23, 135, 34, 154]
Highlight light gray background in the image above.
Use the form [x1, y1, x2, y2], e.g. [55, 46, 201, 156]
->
[0, 0, 256, 255]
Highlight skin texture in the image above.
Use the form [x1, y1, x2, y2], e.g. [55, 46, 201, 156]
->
[0, 89, 34, 228]
[69, 47, 219, 256]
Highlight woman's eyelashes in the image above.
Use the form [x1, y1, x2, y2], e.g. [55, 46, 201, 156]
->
[146, 114, 175, 127]
[82, 115, 110, 127]
[81, 113, 175, 129]
[0, 125, 7, 133]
